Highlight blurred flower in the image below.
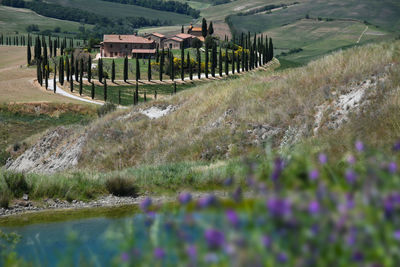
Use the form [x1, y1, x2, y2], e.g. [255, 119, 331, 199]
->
[226, 209, 239, 227]
[178, 192, 192, 205]
[120, 252, 129, 262]
[261, 235, 271, 248]
[205, 229, 225, 250]
[271, 157, 285, 181]
[186, 245, 197, 261]
[352, 251, 364, 262]
[197, 194, 217, 208]
[308, 200, 320, 214]
[345, 169, 357, 184]
[154, 248, 165, 260]
[204, 253, 219, 263]
[388, 162, 397, 174]
[140, 197, 152, 212]
[309, 169, 319, 181]
[267, 197, 292, 217]
[224, 177, 234, 186]
[347, 155, 356, 165]
[393, 230, 400, 241]
[319, 153, 328, 165]
[232, 187, 242, 203]
[224, 243, 236, 255]
[277, 252, 288, 263]
[355, 141, 364, 152]
[393, 141, 400, 152]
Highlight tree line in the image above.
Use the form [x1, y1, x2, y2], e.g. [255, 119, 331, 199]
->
[33, 31, 274, 106]
[100, 0, 200, 18]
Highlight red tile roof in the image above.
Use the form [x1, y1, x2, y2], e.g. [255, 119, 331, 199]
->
[132, 49, 156, 54]
[167, 37, 184, 42]
[175, 33, 194, 39]
[103, 35, 154, 44]
[191, 27, 202, 32]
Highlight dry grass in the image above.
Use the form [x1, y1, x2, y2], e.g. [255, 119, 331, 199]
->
[0, 46, 82, 104]
[28, 40, 399, 171]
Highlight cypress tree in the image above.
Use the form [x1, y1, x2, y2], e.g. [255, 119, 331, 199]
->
[225, 47, 229, 76]
[197, 47, 201, 79]
[174, 82, 177, 94]
[49, 36, 52, 57]
[170, 54, 175, 81]
[75, 59, 79, 82]
[38, 60, 42, 86]
[144, 91, 147, 102]
[88, 55, 92, 83]
[269, 38, 274, 61]
[118, 89, 121, 105]
[66, 55, 70, 82]
[181, 44, 185, 81]
[208, 21, 214, 36]
[104, 79, 107, 102]
[181, 25, 184, 33]
[45, 66, 48, 89]
[79, 58, 83, 95]
[232, 51, 235, 74]
[53, 39, 57, 57]
[136, 56, 140, 81]
[160, 48, 164, 81]
[27, 42, 31, 65]
[124, 56, 128, 82]
[91, 82, 95, 99]
[202, 18, 208, 38]
[135, 82, 139, 104]
[188, 52, 192, 80]
[156, 45, 160, 63]
[219, 47, 222, 77]
[111, 59, 115, 83]
[205, 44, 209, 78]
[237, 50, 240, 73]
[53, 64, 57, 93]
[148, 57, 151, 81]
[154, 90, 157, 100]
[98, 58, 103, 83]
[211, 44, 216, 77]
[59, 57, 64, 85]
[241, 47, 245, 71]
[70, 75, 74, 93]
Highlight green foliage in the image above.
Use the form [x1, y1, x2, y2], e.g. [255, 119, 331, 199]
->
[3, 172, 29, 198]
[105, 177, 138, 197]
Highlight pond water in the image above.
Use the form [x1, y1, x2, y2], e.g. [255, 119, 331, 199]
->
[0, 205, 142, 266]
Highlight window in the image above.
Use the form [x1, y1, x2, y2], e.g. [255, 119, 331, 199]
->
[125, 44, 128, 48]
[110, 44, 113, 48]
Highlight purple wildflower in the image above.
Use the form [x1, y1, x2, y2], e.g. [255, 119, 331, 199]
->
[388, 162, 397, 174]
[261, 235, 271, 248]
[271, 157, 285, 181]
[347, 155, 356, 165]
[140, 197, 152, 212]
[352, 251, 364, 262]
[308, 200, 320, 214]
[197, 194, 217, 208]
[318, 153, 328, 165]
[309, 169, 319, 181]
[393, 141, 400, 152]
[277, 252, 288, 263]
[178, 192, 192, 205]
[226, 209, 239, 227]
[224, 177, 233, 186]
[204, 229, 225, 250]
[267, 197, 292, 217]
[154, 248, 166, 260]
[394, 230, 400, 241]
[120, 252, 129, 262]
[355, 140, 364, 152]
[186, 245, 197, 261]
[345, 169, 357, 184]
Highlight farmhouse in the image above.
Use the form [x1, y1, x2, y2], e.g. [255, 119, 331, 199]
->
[144, 32, 165, 48]
[100, 35, 156, 58]
[163, 37, 184, 49]
[188, 25, 204, 40]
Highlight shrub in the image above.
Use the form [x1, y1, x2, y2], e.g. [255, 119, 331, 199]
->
[0, 190, 10, 209]
[3, 172, 29, 198]
[97, 103, 116, 117]
[105, 177, 138, 197]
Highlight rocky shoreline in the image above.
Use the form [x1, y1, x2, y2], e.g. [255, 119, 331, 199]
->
[0, 191, 235, 218]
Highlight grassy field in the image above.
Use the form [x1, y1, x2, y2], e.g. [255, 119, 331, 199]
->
[51, 0, 193, 25]
[0, 6, 92, 35]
